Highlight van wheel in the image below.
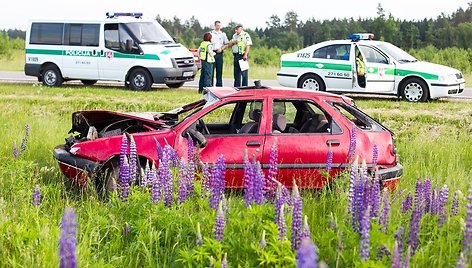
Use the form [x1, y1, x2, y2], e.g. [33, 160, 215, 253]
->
[166, 82, 185, 88]
[81, 80, 97, 86]
[298, 74, 325, 91]
[42, 65, 63, 87]
[129, 68, 152, 91]
[401, 78, 429, 102]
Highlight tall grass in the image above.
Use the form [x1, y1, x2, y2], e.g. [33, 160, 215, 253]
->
[0, 83, 471, 267]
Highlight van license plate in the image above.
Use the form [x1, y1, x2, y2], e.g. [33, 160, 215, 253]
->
[183, 71, 193, 77]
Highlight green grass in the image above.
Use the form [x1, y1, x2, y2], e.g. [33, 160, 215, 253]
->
[0, 83, 472, 267]
[0, 49, 24, 71]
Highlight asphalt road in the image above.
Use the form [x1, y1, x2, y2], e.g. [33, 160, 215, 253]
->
[1, 70, 471, 100]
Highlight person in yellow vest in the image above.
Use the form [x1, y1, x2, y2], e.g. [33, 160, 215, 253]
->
[198, 32, 216, 93]
[356, 49, 366, 88]
[230, 24, 252, 87]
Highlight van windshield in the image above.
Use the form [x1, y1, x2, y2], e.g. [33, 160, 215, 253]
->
[126, 21, 174, 44]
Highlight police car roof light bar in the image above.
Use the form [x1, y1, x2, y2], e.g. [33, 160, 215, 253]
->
[348, 33, 375, 41]
[106, 12, 143, 19]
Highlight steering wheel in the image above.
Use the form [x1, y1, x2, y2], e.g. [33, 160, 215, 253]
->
[198, 119, 210, 135]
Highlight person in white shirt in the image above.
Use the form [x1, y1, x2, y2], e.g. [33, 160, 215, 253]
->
[210, 21, 230, 87]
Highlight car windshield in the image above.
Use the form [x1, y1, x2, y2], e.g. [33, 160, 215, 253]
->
[376, 42, 417, 63]
[125, 21, 174, 44]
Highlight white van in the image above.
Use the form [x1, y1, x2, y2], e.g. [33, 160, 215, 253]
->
[24, 12, 197, 90]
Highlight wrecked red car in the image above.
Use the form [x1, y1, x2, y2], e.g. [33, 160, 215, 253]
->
[53, 85, 402, 190]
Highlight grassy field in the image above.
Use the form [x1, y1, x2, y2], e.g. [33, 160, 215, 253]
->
[0, 83, 471, 267]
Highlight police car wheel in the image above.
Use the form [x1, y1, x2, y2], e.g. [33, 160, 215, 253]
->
[298, 74, 325, 91]
[129, 68, 152, 91]
[401, 78, 429, 102]
[42, 65, 63, 87]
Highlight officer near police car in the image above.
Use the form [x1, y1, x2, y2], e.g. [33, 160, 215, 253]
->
[230, 24, 252, 87]
[210, 20, 230, 87]
[198, 32, 216, 93]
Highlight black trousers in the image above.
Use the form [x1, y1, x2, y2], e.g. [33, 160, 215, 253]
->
[212, 52, 224, 87]
[233, 53, 248, 87]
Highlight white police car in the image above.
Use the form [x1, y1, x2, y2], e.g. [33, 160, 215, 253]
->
[277, 33, 465, 102]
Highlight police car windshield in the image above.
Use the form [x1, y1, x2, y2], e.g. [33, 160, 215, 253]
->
[376, 43, 417, 63]
[126, 21, 174, 44]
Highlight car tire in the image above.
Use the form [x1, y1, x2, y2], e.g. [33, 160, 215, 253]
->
[81, 80, 98, 86]
[166, 82, 185, 88]
[298, 74, 325, 91]
[41, 65, 63, 87]
[129, 68, 152, 91]
[401, 78, 429, 102]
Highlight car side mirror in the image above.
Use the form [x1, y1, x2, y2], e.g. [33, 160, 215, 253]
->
[186, 129, 207, 148]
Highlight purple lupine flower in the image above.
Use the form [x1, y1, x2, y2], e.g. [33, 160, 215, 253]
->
[451, 192, 459, 217]
[276, 204, 287, 240]
[253, 161, 266, 205]
[348, 126, 357, 162]
[423, 178, 431, 214]
[325, 144, 333, 174]
[352, 159, 367, 234]
[266, 139, 279, 202]
[260, 230, 267, 249]
[32, 184, 41, 206]
[214, 201, 225, 241]
[119, 134, 129, 171]
[209, 155, 226, 210]
[154, 138, 163, 160]
[456, 253, 466, 268]
[296, 237, 318, 268]
[372, 144, 378, 167]
[275, 184, 285, 223]
[221, 253, 228, 268]
[403, 246, 411, 268]
[59, 207, 78, 268]
[128, 136, 137, 184]
[438, 185, 449, 226]
[460, 188, 472, 259]
[201, 163, 211, 197]
[160, 145, 174, 207]
[243, 151, 254, 207]
[431, 187, 438, 215]
[20, 123, 29, 155]
[360, 206, 371, 261]
[413, 179, 424, 215]
[377, 244, 391, 260]
[301, 215, 311, 240]
[291, 182, 303, 251]
[119, 156, 130, 202]
[177, 159, 188, 204]
[348, 156, 359, 215]
[196, 222, 203, 246]
[370, 171, 381, 218]
[150, 163, 161, 204]
[141, 161, 151, 188]
[13, 141, 18, 158]
[402, 192, 412, 213]
[186, 135, 195, 197]
[407, 206, 422, 256]
[392, 226, 404, 268]
[378, 190, 390, 233]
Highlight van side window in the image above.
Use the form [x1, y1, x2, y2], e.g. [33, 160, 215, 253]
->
[64, 24, 100, 46]
[104, 24, 120, 50]
[30, 23, 64, 45]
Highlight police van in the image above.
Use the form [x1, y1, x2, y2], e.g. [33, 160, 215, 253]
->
[277, 33, 465, 102]
[25, 12, 197, 90]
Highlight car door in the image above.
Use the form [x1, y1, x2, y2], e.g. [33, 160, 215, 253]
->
[174, 97, 267, 188]
[357, 45, 396, 93]
[311, 44, 353, 91]
[261, 98, 350, 188]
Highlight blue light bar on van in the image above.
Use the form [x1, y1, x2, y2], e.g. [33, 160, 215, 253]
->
[106, 12, 143, 18]
[348, 33, 375, 41]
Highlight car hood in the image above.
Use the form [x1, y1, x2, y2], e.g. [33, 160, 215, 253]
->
[399, 61, 461, 76]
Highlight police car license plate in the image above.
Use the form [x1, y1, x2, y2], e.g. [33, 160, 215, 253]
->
[183, 71, 193, 77]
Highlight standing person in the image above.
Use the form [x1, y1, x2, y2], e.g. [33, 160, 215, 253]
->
[198, 32, 216, 94]
[210, 21, 229, 87]
[356, 49, 366, 88]
[231, 24, 252, 87]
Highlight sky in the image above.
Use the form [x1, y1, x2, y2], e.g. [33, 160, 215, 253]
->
[1, 0, 471, 31]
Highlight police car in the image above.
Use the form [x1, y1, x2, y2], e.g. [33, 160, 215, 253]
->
[277, 33, 465, 102]
[25, 12, 197, 90]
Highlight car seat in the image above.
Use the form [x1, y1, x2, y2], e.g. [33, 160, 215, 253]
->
[272, 114, 287, 133]
[239, 109, 261, 134]
[299, 114, 329, 133]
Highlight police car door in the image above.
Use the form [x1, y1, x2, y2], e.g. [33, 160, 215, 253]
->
[312, 44, 352, 91]
[359, 45, 395, 93]
[62, 23, 100, 79]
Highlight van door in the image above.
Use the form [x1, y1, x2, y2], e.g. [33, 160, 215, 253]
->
[358, 45, 396, 93]
[61, 23, 100, 79]
[99, 23, 139, 81]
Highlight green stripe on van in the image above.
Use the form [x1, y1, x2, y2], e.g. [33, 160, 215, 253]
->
[281, 61, 351, 71]
[26, 49, 160, 60]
